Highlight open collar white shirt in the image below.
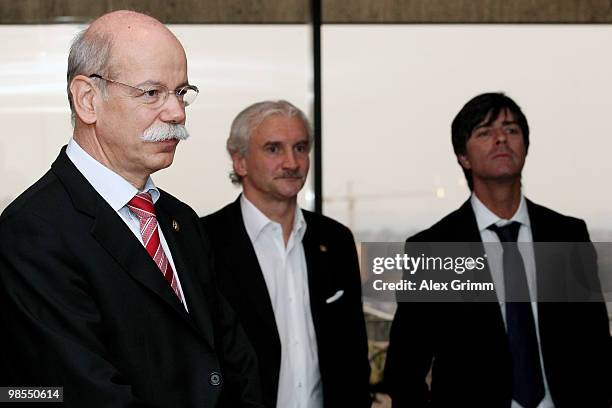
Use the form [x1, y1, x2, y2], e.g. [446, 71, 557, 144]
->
[240, 194, 322, 408]
[66, 138, 187, 309]
[471, 193, 553, 408]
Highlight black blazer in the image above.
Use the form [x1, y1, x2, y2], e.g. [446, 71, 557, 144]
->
[201, 197, 371, 408]
[0, 149, 263, 408]
[384, 199, 612, 408]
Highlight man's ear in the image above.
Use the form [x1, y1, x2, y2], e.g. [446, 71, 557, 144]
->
[231, 152, 248, 178]
[457, 154, 471, 170]
[70, 75, 98, 125]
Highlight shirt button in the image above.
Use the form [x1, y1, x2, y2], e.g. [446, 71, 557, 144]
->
[209, 371, 222, 386]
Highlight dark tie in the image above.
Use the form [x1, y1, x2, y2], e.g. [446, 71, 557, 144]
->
[488, 222, 545, 408]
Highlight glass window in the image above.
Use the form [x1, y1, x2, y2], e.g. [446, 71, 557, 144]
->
[323, 25, 612, 242]
[0, 24, 312, 215]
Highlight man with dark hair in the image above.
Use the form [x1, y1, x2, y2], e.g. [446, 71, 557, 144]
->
[0, 10, 262, 407]
[384, 92, 611, 407]
[451, 93, 530, 191]
[201, 100, 371, 408]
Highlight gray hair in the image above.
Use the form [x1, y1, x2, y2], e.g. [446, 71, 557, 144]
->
[227, 100, 313, 184]
[67, 28, 114, 127]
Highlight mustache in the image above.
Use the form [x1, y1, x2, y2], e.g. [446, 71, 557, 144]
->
[141, 123, 190, 142]
[490, 146, 514, 155]
[276, 170, 304, 179]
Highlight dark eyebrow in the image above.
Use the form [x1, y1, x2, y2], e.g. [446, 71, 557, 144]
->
[473, 119, 518, 131]
[501, 120, 519, 126]
[472, 123, 490, 132]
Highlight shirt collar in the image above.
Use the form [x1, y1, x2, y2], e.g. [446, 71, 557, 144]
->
[240, 194, 307, 243]
[293, 205, 307, 241]
[66, 137, 160, 211]
[470, 191, 531, 232]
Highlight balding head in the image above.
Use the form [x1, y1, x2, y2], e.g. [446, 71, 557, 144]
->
[67, 11, 186, 126]
[90, 10, 165, 32]
[90, 10, 182, 51]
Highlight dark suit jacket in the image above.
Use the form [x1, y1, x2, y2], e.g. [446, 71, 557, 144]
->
[201, 197, 371, 408]
[0, 149, 263, 408]
[384, 199, 612, 408]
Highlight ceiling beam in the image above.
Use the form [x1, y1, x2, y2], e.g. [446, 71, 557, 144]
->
[324, 0, 612, 24]
[2, 0, 612, 24]
[0, 0, 308, 24]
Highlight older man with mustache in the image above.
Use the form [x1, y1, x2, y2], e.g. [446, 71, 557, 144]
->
[201, 100, 371, 408]
[0, 10, 263, 408]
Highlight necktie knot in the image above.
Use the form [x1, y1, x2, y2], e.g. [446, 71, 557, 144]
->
[488, 221, 521, 242]
[128, 192, 156, 220]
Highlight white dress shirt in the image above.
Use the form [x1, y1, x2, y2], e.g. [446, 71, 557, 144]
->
[240, 194, 323, 408]
[471, 193, 553, 408]
[66, 138, 187, 309]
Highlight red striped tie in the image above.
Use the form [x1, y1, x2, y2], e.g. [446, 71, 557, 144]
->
[128, 192, 182, 302]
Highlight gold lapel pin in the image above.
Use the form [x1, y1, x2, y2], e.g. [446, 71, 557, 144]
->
[319, 244, 327, 252]
[172, 220, 180, 232]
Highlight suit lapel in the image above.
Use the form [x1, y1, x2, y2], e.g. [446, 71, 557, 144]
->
[446, 200, 496, 302]
[51, 148, 203, 336]
[526, 200, 546, 293]
[227, 198, 279, 335]
[453, 199, 483, 242]
[156, 198, 214, 346]
[301, 212, 330, 340]
[453, 199, 507, 309]
[526, 200, 544, 241]
[526, 200, 567, 305]
[90, 204, 190, 319]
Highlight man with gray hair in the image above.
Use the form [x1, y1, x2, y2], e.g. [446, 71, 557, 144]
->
[0, 10, 262, 407]
[201, 100, 371, 408]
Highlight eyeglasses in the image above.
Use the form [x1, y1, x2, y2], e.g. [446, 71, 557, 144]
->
[89, 74, 199, 108]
